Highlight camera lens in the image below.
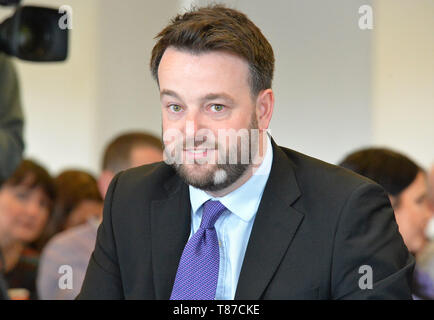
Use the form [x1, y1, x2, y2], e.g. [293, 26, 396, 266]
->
[18, 19, 51, 58]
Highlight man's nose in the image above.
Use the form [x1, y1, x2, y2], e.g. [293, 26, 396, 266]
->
[184, 110, 202, 138]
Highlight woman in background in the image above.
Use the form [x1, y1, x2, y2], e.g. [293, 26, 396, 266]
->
[33, 169, 103, 252]
[0, 159, 55, 299]
[339, 148, 434, 299]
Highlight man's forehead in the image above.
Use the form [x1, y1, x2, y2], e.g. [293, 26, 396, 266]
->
[158, 48, 251, 100]
[161, 46, 247, 62]
[158, 47, 249, 77]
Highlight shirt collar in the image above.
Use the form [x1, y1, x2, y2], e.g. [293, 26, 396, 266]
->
[189, 134, 273, 222]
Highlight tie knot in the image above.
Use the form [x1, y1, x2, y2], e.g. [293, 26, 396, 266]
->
[200, 200, 226, 229]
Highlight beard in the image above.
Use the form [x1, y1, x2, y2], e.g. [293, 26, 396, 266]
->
[163, 113, 260, 193]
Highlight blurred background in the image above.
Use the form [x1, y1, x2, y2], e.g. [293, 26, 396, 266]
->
[0, 0, 433, 174]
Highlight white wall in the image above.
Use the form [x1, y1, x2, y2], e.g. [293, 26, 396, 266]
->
[372, 0, 434, 169]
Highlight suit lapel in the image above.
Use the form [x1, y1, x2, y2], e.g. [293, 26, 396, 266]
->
[150, 174, 191, 300]
[235, 140, 304, 299]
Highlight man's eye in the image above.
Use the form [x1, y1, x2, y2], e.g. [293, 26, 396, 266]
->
[169, 104, 182, 112]
[210, 104, 225, 112]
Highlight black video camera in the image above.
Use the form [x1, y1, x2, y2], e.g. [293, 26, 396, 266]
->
[0, 0, 68, 62]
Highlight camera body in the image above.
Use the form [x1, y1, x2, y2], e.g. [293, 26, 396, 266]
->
[0, 0, 68, 62]
[0, 0, 21, 6]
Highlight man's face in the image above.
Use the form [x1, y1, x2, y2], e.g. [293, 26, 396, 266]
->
[158, 47, 261, 192]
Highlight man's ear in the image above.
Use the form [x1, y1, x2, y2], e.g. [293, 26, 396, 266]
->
[98, 170, 115, 199]
[255, 88, 274, 130]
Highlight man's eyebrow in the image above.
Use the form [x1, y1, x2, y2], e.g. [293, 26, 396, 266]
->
[160, 89, 181, 100]
[201, 93, 235, 105]
[160, 90, 236, 105]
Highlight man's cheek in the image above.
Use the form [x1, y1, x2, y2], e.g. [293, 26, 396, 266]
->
[162, 128, 184, 165]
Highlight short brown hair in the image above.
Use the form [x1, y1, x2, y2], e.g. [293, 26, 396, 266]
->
[102, 131, 163, 173]
[150, 4, 275, 97]
[54, 170, 102, 219]
[34, 169, 102, 251]
[5, 159, 56, 206]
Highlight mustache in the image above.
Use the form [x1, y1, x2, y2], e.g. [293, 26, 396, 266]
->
[163, 134, 219, 150]
[180, 138, 218, 150]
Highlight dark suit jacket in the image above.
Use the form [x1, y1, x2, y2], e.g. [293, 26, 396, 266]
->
[78, 140, 414, 299]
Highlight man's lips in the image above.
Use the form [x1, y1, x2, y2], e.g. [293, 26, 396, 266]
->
[184, 149, 215, 159]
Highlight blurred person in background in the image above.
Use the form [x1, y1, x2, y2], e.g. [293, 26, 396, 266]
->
[415, 164, 434, 297]
[339, 148, 434, 299]
[0, 159, 55, 300]
[0, 47, 25, 301]
[32, 170, 103, 252]
[428, 165, 434, 212]
[424, 164, 434, 242]
[96, 132, 163, 199]
[37, 131, 163, 299]
[0, 48, 25, 302]
[0, 53, 25, 186]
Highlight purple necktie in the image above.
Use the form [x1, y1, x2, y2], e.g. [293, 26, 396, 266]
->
[170, 200, 226, 300]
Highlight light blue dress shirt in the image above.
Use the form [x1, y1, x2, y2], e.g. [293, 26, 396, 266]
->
[188, 134, 273, 300]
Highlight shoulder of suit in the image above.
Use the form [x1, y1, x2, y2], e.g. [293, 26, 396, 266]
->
[112, 161, 178, 198]
[277, 145, 380, 192]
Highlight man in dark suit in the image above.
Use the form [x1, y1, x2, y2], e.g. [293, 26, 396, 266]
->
[78, 5, 414, 299]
